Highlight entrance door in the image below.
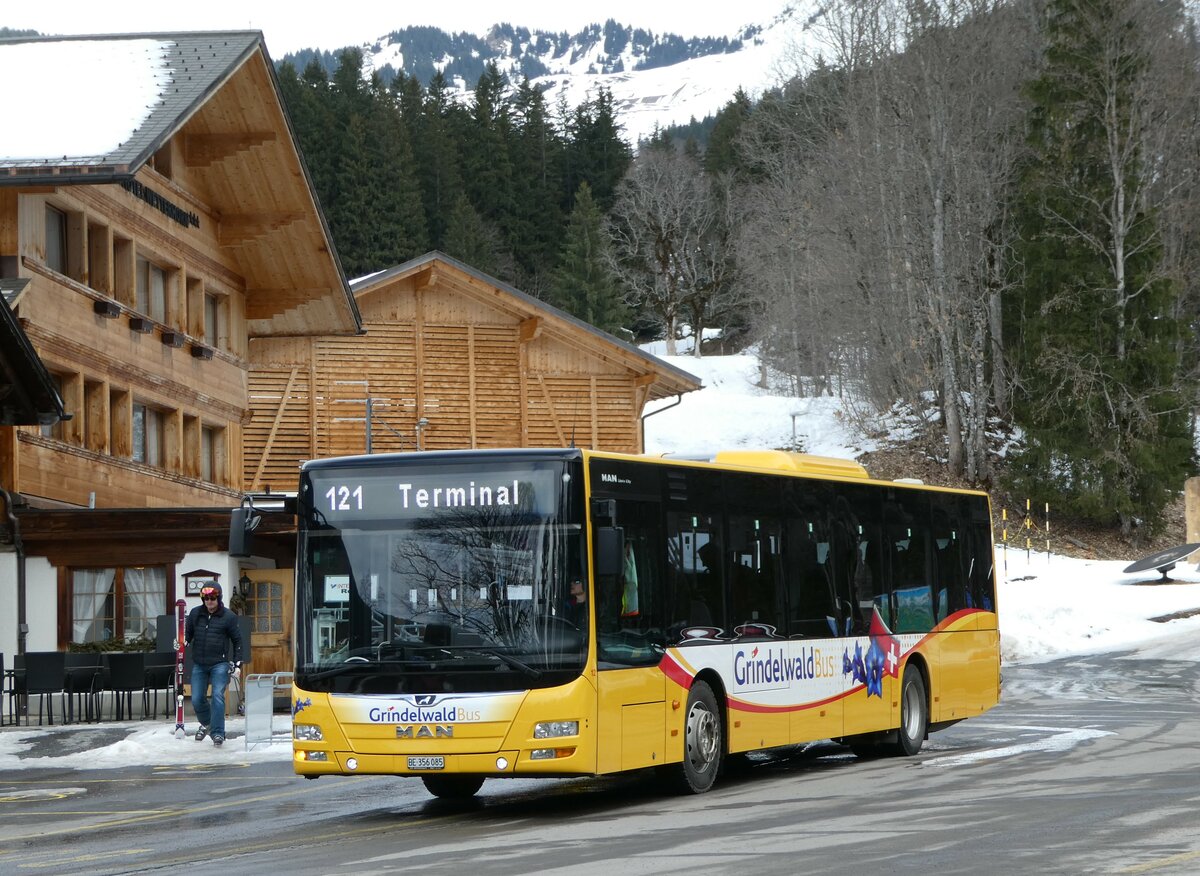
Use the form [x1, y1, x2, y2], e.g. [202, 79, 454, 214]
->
[241, 568, 294, 676]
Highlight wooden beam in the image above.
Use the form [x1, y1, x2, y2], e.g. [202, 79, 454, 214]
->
[537, 374, 566, 446]
[217, 212, 308, 246]
[411, 266, 436, 289]
[519, 317, 542, 343]
[184, 132, 278, 168]
[243, 288, 339, 320]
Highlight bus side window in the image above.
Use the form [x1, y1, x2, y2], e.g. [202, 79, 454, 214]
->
[887, 492, 934, 634]
[787, 524, 837, 638]
[665, 511, 722, 637]
[621, 541, 640, 618]
[729, 513, 783, 639]
[932, 501, 966, 620]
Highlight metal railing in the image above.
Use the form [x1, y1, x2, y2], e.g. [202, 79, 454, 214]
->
[243, 671, 293, 749]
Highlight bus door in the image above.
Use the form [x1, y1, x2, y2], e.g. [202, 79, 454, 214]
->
[592, 496, 667, 774]
[726, 473, 790, 751]
[833, 486, 894, 736]
[782, 478, 845, 745]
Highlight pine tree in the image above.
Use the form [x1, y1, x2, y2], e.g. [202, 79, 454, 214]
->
[1008, 0, 1193, 535]
[463, 62, 515, 233]
[443, 192, 511, 279]
[418, 72, 469, 250]
[364, 81, 429, 269]
[550, 182, 628, 334]
[510, 78, 566, 284]
[705, 88, 752, 177]
[563, 87, 632, 213]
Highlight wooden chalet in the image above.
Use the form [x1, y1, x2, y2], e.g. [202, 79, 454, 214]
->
[0, 31, 360, 665]
[244, 252, 702, 493]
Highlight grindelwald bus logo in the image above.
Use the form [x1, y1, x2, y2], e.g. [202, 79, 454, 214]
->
[369, 703, 459, 723]
[367, 695, 484, 724]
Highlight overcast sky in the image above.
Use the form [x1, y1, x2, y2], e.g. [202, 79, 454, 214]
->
[7, 1, 792, 56]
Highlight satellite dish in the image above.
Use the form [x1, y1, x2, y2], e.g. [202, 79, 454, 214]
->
[1122, 543, 1200, 582]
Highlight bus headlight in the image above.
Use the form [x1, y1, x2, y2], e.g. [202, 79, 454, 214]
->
[294, 723, 324, 741]
[534, 720, 578, 739]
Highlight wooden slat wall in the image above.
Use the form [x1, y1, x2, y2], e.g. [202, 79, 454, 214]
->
[245, 366, 313, 492]
[245, 267, 656, 486]
[316, 324, 418, 458]
[473, 325, 522, 447]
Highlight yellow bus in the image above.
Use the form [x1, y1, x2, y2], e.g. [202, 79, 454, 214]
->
[288, 448, 1000, 797]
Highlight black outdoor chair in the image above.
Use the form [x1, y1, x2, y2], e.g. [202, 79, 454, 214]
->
[12, 651, 67, 725]
[143, 651, 176, 718]
[103, 652, 146, 721]
[1, 651, 6, 726]
[64, 652, 104, 723]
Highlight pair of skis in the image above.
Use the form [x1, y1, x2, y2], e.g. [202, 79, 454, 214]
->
[174, 598, 187, 739]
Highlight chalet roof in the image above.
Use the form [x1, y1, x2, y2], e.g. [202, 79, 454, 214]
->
[0, 280, 68, 426]
[351, 251, 703, 401]
[0, 33, 253, 175]
[0, 32, 361, 337]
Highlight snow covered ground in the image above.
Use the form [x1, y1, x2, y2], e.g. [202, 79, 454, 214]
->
[3, 350, 1197, 769]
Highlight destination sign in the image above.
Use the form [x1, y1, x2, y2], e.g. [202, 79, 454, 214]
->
[304, 463, 565, 523]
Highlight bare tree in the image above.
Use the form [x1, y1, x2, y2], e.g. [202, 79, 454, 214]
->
[738, 0, 1032, 481]
[606, 147, 741, 356]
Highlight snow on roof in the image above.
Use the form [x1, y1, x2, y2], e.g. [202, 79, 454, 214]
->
[0, 39, 173, 163]
[0, 32, 262, 179]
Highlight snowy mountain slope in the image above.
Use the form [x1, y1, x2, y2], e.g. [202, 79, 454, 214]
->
[292, 2, 826, 144]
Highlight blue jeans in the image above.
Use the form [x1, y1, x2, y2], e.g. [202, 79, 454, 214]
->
[191, 661, 231, 737]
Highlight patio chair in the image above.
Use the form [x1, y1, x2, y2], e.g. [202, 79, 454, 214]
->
[12, 651, 67, 726]
[143, 651, 176, 718]
[64, 652, 104, 723]
[103, 652, 147, 721]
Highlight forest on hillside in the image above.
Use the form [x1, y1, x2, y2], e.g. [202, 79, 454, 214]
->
[277, 0, 1200, 539]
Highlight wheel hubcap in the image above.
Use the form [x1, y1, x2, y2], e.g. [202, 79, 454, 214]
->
[686, 702, 718, 771]
[902, 683, 921, 740]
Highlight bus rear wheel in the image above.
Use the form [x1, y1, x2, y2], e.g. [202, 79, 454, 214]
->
[891, 665, 928, 757]
[421, 774, 485, 799]
[671, 680, 723, 794]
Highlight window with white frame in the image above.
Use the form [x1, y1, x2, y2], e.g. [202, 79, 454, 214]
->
[204, 292, 221, 347]
[71, 566, 167, 643]
[45, 206, 67, 273]
[135, 256, 167, 322]
[201, 424, 216, 482]
[132, 402, 164, 466]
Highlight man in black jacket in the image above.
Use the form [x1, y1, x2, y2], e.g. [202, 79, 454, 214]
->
[186, 583, 244, 746]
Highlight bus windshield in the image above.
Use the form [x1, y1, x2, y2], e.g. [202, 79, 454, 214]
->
[295, 455, 587, 694]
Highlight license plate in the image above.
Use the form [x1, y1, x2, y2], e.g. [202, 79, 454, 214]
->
[407, 756, 444, 770]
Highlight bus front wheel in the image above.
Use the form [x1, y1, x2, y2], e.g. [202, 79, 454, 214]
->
[891, 665, 928, 757]
[421, 774, 485, 799]
[671, 680, 723, 794]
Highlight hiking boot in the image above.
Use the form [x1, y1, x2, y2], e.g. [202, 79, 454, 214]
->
[212, 734, 225, 746]
[194, 725, 209, 742]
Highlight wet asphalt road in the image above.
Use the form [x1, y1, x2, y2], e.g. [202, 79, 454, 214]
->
[1, 643, 1198, 876]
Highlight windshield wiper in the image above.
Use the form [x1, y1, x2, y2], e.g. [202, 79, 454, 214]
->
[450, 647, 542, 679]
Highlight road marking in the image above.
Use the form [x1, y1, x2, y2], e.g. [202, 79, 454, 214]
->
[17, 850, 153, 869]
[1120, 849, 1200, 873]
[0, 788, 86, 802]
[923, 724, 1113, 767]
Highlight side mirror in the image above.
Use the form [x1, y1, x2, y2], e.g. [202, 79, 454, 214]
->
[228, 502, 260, 558]
[594, 526, 624, 577]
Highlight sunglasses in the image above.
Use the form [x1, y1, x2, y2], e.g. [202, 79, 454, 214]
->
[201, 590, 220, 600]
[202, 595, 219, 601]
